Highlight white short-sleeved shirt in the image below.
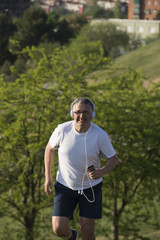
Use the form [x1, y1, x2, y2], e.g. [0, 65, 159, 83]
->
[49, 121, 116, 190]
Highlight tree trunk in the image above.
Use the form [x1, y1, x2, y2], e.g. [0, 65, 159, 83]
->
[113, 215, 119, 240]
[25, 226, 34, 240]
[112, 195, 119, 240]
[24, 208, 36, 240]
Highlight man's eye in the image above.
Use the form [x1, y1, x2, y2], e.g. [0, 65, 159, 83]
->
[74, 111, 90, 115]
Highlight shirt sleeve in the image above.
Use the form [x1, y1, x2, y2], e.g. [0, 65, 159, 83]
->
[99, 132, 116, 159]
[49, 125, 62, 149]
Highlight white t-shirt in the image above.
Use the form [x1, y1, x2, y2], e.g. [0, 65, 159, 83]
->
[49, 121, 116, 190]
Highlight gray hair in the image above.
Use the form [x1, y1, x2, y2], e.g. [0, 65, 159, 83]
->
[71, 97, 95, 111]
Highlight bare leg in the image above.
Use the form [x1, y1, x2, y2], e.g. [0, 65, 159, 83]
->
[52, 216, 72, 239]
[80, 217, 96, 240]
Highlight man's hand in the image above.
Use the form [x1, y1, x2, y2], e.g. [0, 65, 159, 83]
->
[88, 169, 103, 180]
[44, 177, 53, 196]
[89, 154, 119, 179]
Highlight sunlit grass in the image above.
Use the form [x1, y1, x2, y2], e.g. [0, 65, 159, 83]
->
[114, 39, 160, 83]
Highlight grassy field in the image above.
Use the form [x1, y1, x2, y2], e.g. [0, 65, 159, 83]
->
[114, 38, 160, 83]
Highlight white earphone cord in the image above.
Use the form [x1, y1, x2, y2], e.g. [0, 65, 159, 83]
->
[80, 132, 95, 203]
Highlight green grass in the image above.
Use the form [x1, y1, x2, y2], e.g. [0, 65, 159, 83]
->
[143, 230, 160, 240]
[114, 38, 160, 83]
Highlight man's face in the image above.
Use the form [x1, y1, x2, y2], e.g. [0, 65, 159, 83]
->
[73, 103, 92, 131]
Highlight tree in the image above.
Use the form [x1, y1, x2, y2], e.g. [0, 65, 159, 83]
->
[69, 22, 129, 58]
[0, 45, 107, 240]
[0, 44, 160, 240]
[12, 7, 50, 49]
[91, 68, 160, 239]
[46, 12, 61, 42]
[84, 4, 114, 19]
[10, 8, 75, 54]
[47, 12, 76, 43]
[155, 10, 160, 20]
[54, 18, 74, 44]
[113, 0, 124, 19]
[0, 13, 16, 65]
[66, 14, 87, 37]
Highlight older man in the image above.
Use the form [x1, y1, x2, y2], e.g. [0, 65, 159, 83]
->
[44, 97, 118, 240]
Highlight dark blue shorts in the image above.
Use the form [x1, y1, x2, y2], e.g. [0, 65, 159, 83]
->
[52, 181, 102, 219]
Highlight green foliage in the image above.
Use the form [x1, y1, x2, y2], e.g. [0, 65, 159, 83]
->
[69, 22, 129, 58]
[84, 4, 114, 19]
[127, 33, 142, 51]
[47, 12, 76, 44]
[155, 10, 160, 20]
[66, 14, 88, 36]
[0, 41, 160, 240]
[12, 7, 49, 49]
[7, 9, 79, 77]
[54, 18, 74, 44]
[90, 67, 160, 239]
[0, 13, 16, 65]
[113, 0, 125, 19]
[0, 45, 107, 240]
[10, 7, 79, 52]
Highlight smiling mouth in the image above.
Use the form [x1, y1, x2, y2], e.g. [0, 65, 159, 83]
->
[78, 119, 85, 123]
[77, 118, 86, 124]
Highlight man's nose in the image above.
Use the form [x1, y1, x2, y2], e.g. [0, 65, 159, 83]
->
[79, 112, 86, 116]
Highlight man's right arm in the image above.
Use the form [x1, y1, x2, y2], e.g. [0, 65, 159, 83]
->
[44, 142, 55, 196]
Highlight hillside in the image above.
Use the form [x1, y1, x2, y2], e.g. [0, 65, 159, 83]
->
[114, 38, 160, 83]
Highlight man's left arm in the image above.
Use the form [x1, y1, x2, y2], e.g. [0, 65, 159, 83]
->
[89, 154, 119, 180]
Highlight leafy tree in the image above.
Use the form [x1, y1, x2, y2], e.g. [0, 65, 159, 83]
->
[0, 44, 160, 240]
[11, 7, 51, 49]
[127, 33, 142, 51]
[113, 0, 124, 18]
[103, 9, 114, 19]
[69, 22, 129, 58]
[84, 4, 114, 19]
[91, 69, 160, 239]
[45, 12, 60, 41]
[7, 9, 75, 81]
[0, 45, 107, 240]
[0, 13, 16, 65]
[10, 8, 75, 56]
[54, 18, 74, 44]
[11, 7, 59, 50]
[155, 10, 160, 20]
[46, 12, 75, 43]
[66, 14, 87, 36]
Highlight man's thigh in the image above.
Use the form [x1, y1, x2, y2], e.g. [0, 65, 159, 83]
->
[52, 181, 78, 219]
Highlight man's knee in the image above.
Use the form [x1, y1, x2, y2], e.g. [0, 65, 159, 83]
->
[52, 216, 70, 237]
[52, 223, 63, 236]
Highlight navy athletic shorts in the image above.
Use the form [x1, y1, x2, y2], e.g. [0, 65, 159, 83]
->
[52, 181, 102, 219]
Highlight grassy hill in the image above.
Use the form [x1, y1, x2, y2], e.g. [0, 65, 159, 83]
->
[114, 38, 160, 83]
